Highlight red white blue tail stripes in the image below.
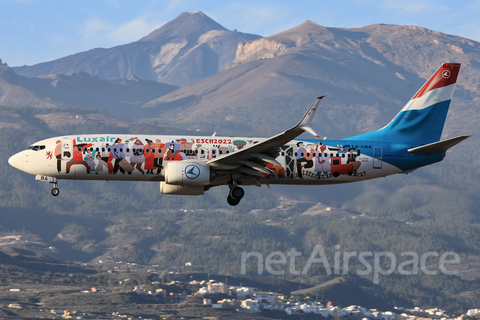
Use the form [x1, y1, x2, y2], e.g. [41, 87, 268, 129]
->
[402, 63, 460, 111]
[347, 63, 461, 144]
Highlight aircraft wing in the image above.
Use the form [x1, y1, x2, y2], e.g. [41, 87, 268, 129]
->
[207, 96, 324, 171]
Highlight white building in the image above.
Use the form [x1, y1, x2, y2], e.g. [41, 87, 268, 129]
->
[467, 309, 480, 316]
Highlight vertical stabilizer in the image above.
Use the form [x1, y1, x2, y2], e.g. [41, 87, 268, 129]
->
[348, 63, 461, 144]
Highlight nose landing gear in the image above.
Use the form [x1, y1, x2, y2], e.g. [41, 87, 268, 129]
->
[227, 185, 245, 206]
[35, 175, 60, 197]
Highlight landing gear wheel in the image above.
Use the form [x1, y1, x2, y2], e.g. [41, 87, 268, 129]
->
[230, 186, 245, 200]
[227, 195, 240, 206]
[51, 188, 60, 196]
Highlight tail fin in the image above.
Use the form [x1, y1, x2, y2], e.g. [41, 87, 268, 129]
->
[348, 63, 461, 144]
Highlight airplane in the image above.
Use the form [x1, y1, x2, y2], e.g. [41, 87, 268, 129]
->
[8, 62, 470, 206]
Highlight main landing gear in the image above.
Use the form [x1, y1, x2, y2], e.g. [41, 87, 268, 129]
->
[51, 182, 60, 197]
[227, 185, 245, 206]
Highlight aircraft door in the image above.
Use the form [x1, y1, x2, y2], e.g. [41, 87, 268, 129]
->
[373, 146, 382, 169]
[62, 138, 73, 161]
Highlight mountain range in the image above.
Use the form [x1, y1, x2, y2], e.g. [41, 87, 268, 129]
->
[5, 11, 480, 140]
[12, 11, 261, 87]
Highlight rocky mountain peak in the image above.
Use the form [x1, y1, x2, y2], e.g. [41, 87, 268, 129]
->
[231, 20, 333, 66]
[138, 11, 227, 42]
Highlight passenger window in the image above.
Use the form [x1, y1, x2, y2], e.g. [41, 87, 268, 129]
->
[107, 148, 111, 152]
[152, 149, 155, 154]
[212, 150, 216, 155]
[195, 150, 198, 154]
[219, 150, 223, 155]
[78, 148, 81, 152]
[201, 150, 204, 154]
[330, 153, 333, 157]
[307, 153, 310, 157]
[120, 148, 123, 152]
[295, 152, 298, 156]
[96, 148, 99, 152]
[281, 152, 285, 156]
[126, 148, 130, 152]
[114, 148, 117, 153]
[342, 154, 345, 158]
[146, 149, 150, 153]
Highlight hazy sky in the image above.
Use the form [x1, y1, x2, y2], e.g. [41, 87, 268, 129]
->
[1, 0, 479, 67]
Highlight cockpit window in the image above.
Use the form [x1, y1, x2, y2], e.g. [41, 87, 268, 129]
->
[28, 145, 45, 151]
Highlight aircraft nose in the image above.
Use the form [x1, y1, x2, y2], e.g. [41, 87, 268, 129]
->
[8, 152, 23, 171]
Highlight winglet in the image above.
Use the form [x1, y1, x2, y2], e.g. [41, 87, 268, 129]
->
[295, 96, 324, 138]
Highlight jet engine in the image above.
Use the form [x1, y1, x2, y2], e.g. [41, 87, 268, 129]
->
[164, 162, 213, 186]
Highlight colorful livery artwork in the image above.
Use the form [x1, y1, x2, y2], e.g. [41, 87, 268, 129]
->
[9, 63, 470, 205]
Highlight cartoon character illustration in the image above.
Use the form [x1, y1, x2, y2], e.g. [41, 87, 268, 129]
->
[95, 145, 109, 175]
[84, 149, 96, 172]
[66, 141, 93, 174]
[196, 145, 207, 159]
[144, 140, 155, 174]
[313, 144, 330, 178]
[55, 140, 62, 173]
[165, 141, 176, 160]
[129, 139, 145, 174]
[104, 144, 114, 174]
[296, 142, 313, 179]
[181, 139, 196, 159]
[153, 139, 166, 175]
[347, 148, 362, 175]
[112, 138, 126, 174]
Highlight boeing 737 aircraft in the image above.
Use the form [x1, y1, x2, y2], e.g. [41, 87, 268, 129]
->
[8, 63, 469, 206]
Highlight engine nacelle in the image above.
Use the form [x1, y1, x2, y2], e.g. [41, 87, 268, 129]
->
[160, 182, 204, 195]
[164, 161, 212, 186]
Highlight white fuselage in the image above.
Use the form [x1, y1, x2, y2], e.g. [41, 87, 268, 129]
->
[9, 134, 402, 187]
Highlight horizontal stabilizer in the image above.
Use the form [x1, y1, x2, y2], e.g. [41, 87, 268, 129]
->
[408, 135, 470, 154]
